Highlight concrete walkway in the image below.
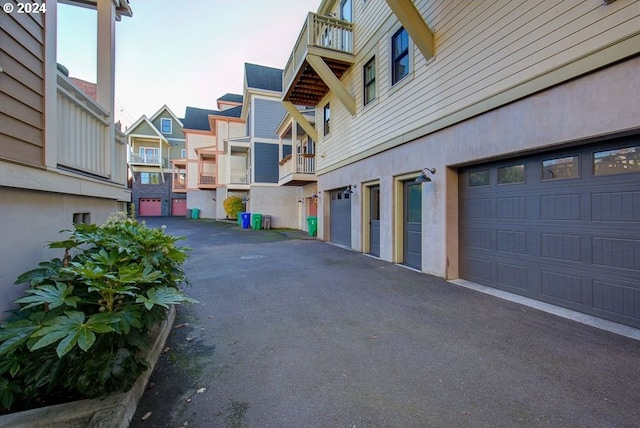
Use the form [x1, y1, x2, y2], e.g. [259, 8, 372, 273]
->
[130, 217, 640, 428]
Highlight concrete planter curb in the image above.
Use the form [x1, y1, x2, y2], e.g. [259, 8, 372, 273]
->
[0, 306, 176, 428]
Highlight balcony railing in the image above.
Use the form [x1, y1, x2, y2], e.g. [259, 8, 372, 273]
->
[230, 168, 250, 184]
[283, 12, 354, 97]
[173, 179, 186, 190]
[279, 153, 315, 180]
[129, 153, 168, 168]
[199, 173, 216, 185]
[56, 72, 111, 178]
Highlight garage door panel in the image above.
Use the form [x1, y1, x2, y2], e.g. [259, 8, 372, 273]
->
[330, 190, 351, 247]
[460, 136, 640, 328]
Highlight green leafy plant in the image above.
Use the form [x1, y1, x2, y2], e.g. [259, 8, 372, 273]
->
[223, 195, 244, 220]
[0, 213, 197, 413]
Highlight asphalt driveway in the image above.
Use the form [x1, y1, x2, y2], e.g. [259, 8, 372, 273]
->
[130, 217, 640, 428]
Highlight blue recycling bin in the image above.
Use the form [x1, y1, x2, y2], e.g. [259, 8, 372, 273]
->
[241, 212, 251, 229]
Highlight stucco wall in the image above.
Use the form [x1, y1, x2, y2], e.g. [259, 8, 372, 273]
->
[187, 189, 217, 219]
[247, 186, 300, 229]
[317, 56, 640, 279]
[0, 188, 121, 318]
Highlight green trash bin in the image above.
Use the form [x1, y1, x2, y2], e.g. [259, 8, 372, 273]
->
[237, 212, 244, 226]
[191, 208, 200, 219]
[251, 213, 263, 230]
[307, 216, 317, 237]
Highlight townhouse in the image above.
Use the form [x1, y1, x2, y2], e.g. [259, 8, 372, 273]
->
[240, 63, 300, 229]
[0, 0, 132, 315]
[281, 0, 640, 328]
[179, 94, 245, 219]
[126, 105, 186, 216]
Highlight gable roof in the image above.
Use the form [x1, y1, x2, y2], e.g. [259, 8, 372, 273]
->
[244, 63, 283, 93]
[149, 104, 184, 128]
[124, 115, 168, 142]
[218, 93, 243, 104]
[182, 107, 218, 131]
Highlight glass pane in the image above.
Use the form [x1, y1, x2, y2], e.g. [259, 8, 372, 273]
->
[469, 170, 490, 187]
[371, 187, 380, 220]
[393, 29, 407, 56]
[407, 183, 421, 223]
[498, 164, 525, 184]
[542, 156, 579, 180]
[593, 146, 640, 176]
[393, 55, 409, 83]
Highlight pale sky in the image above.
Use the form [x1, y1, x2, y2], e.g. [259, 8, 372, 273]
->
[57, 0, 322, 128]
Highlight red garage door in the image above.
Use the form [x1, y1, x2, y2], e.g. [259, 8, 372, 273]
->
[139, 198, 162, 216]
[172, 199, 187, 216]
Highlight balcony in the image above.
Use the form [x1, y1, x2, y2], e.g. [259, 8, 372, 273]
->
[279, 153, 316, 186]
[198, 172, 217, 189]
[56, 72, 113, 179]
[282, 12, 355, 108]
[228, 168, 251, 190]
[128, 153, 168, 168]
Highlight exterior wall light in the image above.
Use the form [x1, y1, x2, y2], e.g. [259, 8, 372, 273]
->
[343, 184, 356, 196]
[415, 167, 436, 183]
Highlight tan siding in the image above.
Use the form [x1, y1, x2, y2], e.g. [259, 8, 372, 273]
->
[0, 6, 45, 167]
[318, 0, 640, 171]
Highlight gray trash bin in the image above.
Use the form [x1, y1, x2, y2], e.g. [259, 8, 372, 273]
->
[263, 215, 271, 230]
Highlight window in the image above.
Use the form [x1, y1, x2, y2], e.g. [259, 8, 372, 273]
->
[498, 164, 525, 184]
[363, 57, 376, 105]
[469, 170, 490, 187]
[140, 172, 160, 184]
[323, 103, 330, 136]
[161, 118, 172, 134]
[593, 146, 640, 176]
[181, 148, 187, 158]
[139, 147, 159, 164]
[391, 27, 409, 85]
[542, 156, 579, 180]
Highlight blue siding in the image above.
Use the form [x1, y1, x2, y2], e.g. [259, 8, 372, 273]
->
[254, 99, 286, 139]
[283, 145, 292, 157]
[254, 142, 279, 183]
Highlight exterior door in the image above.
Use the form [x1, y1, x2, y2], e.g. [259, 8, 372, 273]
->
[403, 181, 422, 269]
[369, 185, 380, 257]
[171, 198, 186, 216]
[139, 198, 161, 216]
[330, 189, 352, 247]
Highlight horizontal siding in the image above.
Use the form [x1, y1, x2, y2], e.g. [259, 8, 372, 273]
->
[254, 142, 279, 183]
[254, 98, 286, 140]
[317, 0, 640, 172]
[0, 6, 44, 167]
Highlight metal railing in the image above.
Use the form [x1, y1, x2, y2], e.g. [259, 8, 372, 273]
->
[230, 168, 250, 184]
[199, 173, 216, 185]
[283, 12, 353, 97]
[129, 153, 168, 167]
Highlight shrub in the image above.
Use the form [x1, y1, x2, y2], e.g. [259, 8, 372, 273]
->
[223, 196, 244, 220]
[0, 213, 197, 412]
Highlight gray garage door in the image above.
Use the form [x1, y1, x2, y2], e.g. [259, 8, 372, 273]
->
[460, 137, 640, 328]
[330, 189, 352, 247]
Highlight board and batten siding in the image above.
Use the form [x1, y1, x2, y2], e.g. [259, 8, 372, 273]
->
[0, 5, 45, 167]
[316, 0, 640, 173]
[253, 98, 286, 140]
[254, 142, 279, 183]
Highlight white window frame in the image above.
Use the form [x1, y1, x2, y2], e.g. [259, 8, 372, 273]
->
[140, 147, 159, 163]
[161, 118, 172, 134]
